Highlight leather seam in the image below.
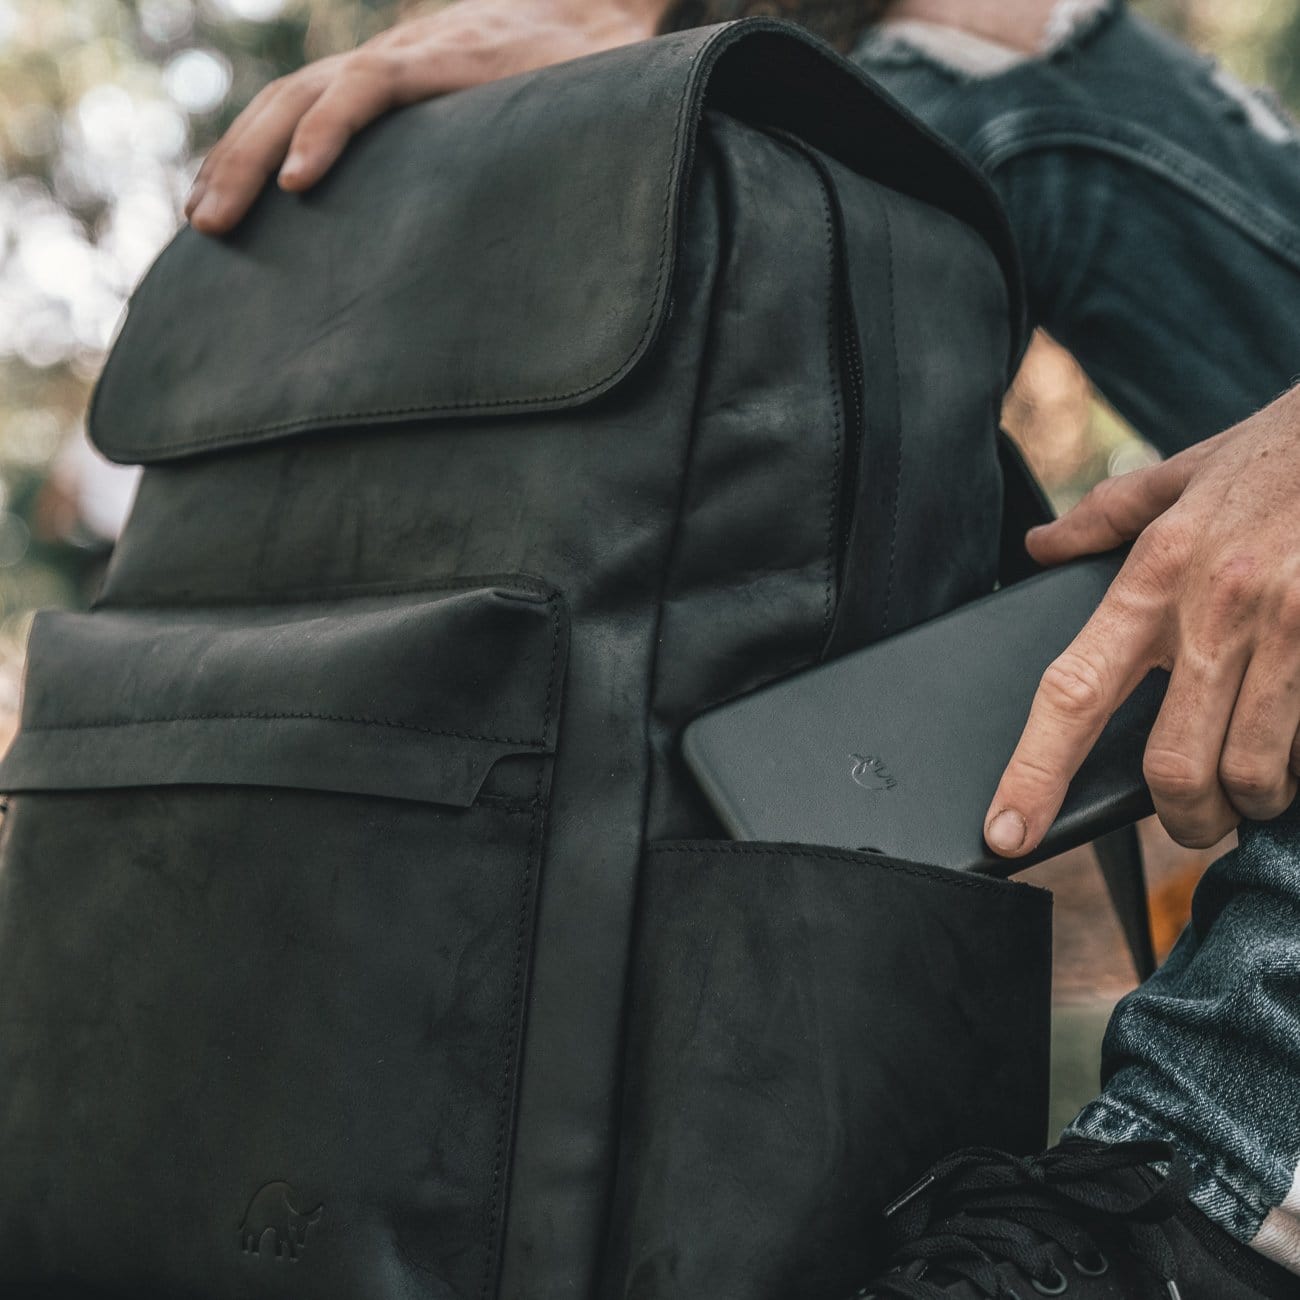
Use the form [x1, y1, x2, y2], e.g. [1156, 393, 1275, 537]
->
[879, 196, 903, 635]
[540, 590, 562, 740]
[813, 154, 842, 643]
[94, 571, 556, 612]
[62, 587, 569, 750]
[19, 713, 551, 749]
[480, 755, 551, 1299]
[475, 794, 545, 815]
[480, 596, 562, 1296]
[646, 841, 1049, 898]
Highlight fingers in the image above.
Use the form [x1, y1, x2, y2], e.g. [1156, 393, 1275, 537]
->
[985, 577, 1161, 857]
[185, 43, 452, 232]
[278, 55, 408, 192]
[1218, 637, 1300, 822]
[1142, 639, 1247, 848]
[1025, 455, 1193, 567]
[187, 68, 334, 233]
[184, 0, 664, 238]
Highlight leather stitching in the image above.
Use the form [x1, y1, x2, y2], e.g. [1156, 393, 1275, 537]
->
[52, 587, 568, 751]
[475, 794, 545, 814]
[814, 157, 843, 642]
[21, 712, 549, 749]
[743, 125, 846, 645]
[480, 751, 551, 1299]
[647, 840, 1050, 898]
[879, 198, 903, 635]
[94, 35, 718, 463]
[540, 591, 562, 739]
[95, 571, 555, 612]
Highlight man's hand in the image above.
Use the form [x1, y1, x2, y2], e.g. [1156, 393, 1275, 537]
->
[185, 0, 669, 235]
[985, 386, 1300, 858]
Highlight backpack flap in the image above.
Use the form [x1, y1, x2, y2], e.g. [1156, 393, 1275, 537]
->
[88, 18, 1026, 466]
[0, 584, 564, 808]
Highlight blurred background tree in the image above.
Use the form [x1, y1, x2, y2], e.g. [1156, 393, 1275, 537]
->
[0, 0, 416, 712]
[1, 0, 1297, 697]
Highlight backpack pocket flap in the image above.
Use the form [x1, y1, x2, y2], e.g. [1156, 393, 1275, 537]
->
[0, 582, 566, 807]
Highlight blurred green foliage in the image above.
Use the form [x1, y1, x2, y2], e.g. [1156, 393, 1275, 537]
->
[0, 0, 1297, 698]
[0, 0, 417, 691]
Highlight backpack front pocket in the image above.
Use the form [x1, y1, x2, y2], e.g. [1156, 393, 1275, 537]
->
[606, 840, 1051, 1300]
[0, 580, 566, 1300]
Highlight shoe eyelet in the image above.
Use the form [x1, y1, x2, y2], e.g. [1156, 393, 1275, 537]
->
[1032, 1266, 1069, 1296]
[1072, 1252, 1109, 1277]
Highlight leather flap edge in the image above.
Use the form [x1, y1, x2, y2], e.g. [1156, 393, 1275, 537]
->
[0, 584, 566, 808]
[88, 19, 1025, 465]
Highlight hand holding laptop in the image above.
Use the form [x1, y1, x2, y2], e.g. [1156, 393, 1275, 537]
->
[985, 389, 1300, 860]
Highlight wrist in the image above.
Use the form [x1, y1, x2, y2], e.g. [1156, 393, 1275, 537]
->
[550, 0, 669, 38]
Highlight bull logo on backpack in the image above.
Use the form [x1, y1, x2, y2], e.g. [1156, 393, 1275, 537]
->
[239, 1181, 323, 1261]
[850, 754, 897, 793]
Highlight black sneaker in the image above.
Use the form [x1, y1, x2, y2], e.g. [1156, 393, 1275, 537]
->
[851, 1139, 1298, 1299]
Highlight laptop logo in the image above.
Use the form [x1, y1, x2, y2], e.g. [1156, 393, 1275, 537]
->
[239, 1181, 323, 1262]
[850, 754, 896, 793]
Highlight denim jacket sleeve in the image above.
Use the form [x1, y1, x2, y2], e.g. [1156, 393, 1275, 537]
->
[856, 1, 1300, 455]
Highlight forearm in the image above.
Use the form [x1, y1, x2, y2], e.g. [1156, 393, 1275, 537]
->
[661, 0, 891, 50]
[604, 0, 676, 35]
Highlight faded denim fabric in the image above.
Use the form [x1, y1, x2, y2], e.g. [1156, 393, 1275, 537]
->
[853, 0, 1300, 1272]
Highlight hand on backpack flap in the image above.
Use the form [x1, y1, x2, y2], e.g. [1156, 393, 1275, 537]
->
[985, 384, 1300, 858]
[186, 0, 670, 235]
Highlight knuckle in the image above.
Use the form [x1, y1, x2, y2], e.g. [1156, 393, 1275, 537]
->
[1082, 475, 1125, 520]
[342, 46, 400, 84]
[1219, 756, 1293, 815]
[208, 142, 263, 181]
[1218, 755, 1277, 801]
[1098, 571, 1157, 626]
[1005, 750, 1067, 799]
[1038, 652, 1109, 718]
[1143, 746, 1213, 804]
[247, 76, 290, 109]
[1207, 554, 1264, 616]
[1130, 518, 1191, 582]
[1277, 582, 1300, 634]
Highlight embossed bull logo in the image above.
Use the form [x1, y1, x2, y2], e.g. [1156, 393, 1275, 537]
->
[850, 753, 897, 792]
[239, 1181, 323, 1261]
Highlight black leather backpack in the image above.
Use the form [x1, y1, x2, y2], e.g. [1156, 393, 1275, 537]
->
[0, 20, 1053, 1299]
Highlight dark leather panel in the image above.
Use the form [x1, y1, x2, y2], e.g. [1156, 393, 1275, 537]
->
[0, 785, 551, 1298]
[821, 150, 1009, 649]
[644, 116, 847, 839]
[0, 584, 565, 807]
[88, 19, 1024, 466]
[605, 842, 1052, 1299]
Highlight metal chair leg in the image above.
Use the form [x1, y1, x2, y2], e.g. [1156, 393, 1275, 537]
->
[1093, 823, 1157, 982]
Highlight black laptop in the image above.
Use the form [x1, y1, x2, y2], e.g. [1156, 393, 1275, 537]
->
[682, 553, 1166, 875]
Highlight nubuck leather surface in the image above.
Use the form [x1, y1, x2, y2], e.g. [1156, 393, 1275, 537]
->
[0, 19, 1052, 1299]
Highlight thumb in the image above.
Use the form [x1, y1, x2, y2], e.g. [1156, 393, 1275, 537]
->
[1026, 455, 1191, 567]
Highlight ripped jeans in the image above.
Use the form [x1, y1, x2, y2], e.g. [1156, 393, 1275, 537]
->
[853, 0, 1300, 1274]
